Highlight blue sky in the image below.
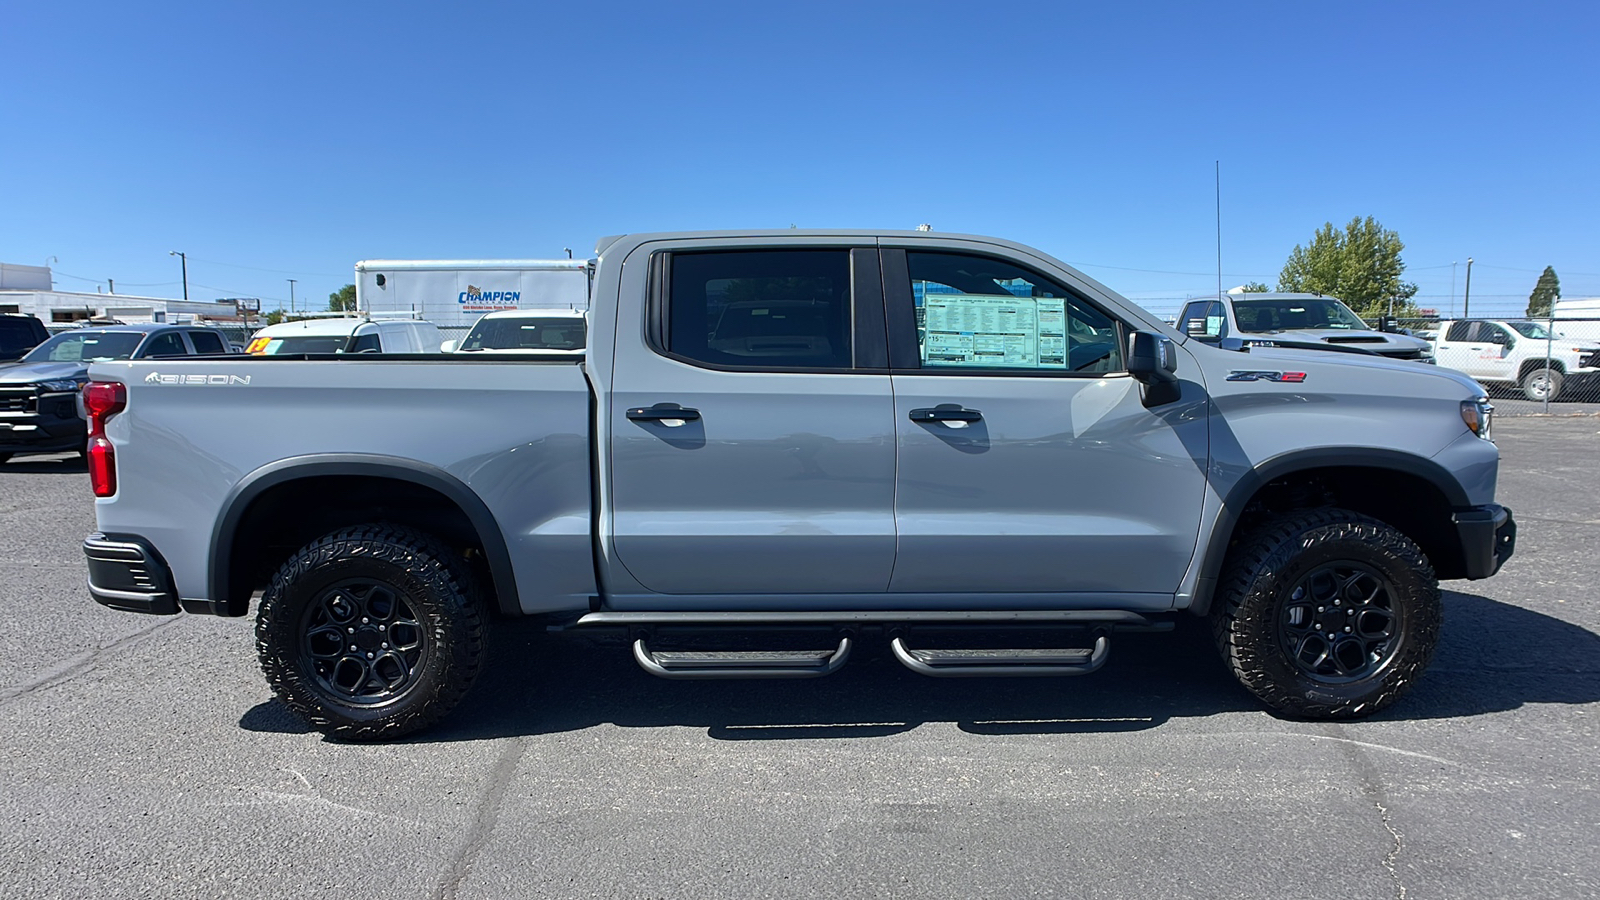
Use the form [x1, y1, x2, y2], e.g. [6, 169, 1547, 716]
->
[4, 0, 1596, 318]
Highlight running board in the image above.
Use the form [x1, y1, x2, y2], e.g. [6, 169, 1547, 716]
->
[890, 635, 1110, 678]
[632, 636, 853, 680]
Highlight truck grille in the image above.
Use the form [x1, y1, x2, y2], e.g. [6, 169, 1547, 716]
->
[0, 386, 37, 413]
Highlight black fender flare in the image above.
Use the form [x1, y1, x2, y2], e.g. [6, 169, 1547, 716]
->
[208, 454, 521, 617]
[1188, 447, 1470, 616]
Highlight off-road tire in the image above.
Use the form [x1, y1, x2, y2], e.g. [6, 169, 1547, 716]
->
[255, 525, 487, 741]
[1210, 509, 1440, 719]
[1520, 367, 1563, 402]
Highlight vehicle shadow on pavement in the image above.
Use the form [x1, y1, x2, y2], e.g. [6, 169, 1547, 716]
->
[237, 589, 1600, 742]
[0, 455, 86, 474]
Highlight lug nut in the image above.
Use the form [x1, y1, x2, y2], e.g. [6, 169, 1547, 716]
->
[1345, 627, 1352, 633]
[381, 642, 388, 649]
[347, 627, 355, 634]
[1317, 606, 1325, 612]
[366, 652, 374, 659]
[362, 617, 369, 624]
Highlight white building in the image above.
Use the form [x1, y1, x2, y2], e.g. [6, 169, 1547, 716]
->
[0, 263, 247, 327]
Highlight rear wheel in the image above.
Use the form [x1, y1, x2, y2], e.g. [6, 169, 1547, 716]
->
[255, 525, 487, 741]
[1520, 367, 1563, 402]
[1211, 509, 1440, 718]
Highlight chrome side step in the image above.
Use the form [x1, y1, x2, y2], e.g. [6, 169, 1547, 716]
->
[890, 635, 1110, 678]
[632, 635, 853, 680]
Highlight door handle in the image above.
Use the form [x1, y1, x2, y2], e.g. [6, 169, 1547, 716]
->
[626, 404, 701, 426]
[909, 406, 982, 424]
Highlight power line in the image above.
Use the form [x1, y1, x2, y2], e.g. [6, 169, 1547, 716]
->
[186, 256, 345, 277]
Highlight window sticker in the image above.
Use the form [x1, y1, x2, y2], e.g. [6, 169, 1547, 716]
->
[921, 294, 1067, 369]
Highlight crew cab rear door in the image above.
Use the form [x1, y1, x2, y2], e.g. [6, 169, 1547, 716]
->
[881, 244, 1208, 605]
[604, 241, 896, 597]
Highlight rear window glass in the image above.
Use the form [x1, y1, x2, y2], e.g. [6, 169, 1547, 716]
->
[461, 317, 587, 351]
[263, 335, 351, 354]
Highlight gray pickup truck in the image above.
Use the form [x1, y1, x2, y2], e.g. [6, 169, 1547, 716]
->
[82, 230, 1516, 740]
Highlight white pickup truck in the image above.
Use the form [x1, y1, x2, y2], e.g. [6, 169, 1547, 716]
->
[1432, 318, 1600, 401]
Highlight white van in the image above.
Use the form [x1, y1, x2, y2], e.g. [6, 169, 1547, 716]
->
[1552, 298, 1600, 343]
[442, 308, 586, 354]
[245, 316, 443, 355]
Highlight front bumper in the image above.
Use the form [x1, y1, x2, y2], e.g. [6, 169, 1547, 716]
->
[84, 533, 180, 615]
[0, 392, 85, 454]
[1453, 504, 1516, 579]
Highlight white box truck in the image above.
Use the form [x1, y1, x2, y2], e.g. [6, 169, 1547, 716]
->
[353, 259, 590, 339]
[1553, 297, 1600, 343]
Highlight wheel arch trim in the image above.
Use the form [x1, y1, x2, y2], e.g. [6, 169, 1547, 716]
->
[1188, 447, 1469, 616]
[208, 454, 521, 617]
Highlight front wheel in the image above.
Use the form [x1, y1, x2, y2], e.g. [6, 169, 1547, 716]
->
[1211, 509, 1440, 719]
[1520, 367, 1563, 402]
[255, 525, 487, 741]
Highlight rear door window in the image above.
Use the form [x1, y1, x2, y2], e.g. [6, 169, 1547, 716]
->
[139, 332, 189, 358]
[188, 331, 226, 355]
[662, 250, 852, 370]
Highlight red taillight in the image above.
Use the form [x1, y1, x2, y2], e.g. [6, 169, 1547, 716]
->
[81, 381, 127, 497]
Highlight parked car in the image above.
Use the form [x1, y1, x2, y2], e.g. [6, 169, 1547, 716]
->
[0, 313, 50, 362]
[0, 323, 231, 463]
[1178, 293, 1435, 361]
[442, 308, 586, 354]
[244, 316, 442, 355]
[1432, 318, 1600, 401]
[82, 229, 1513, 740]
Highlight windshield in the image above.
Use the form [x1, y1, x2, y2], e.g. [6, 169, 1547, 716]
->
[460, 317, 586, 351]
[23, 331, 145, 363]
[260, 335, 352, 354]
[1232, 298, 1369, 332]
[1507, 321, 1555, 339]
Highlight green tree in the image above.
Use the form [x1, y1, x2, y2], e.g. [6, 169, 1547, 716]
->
[1235, 281, 1272, 293]
[1277, 216, 1418, 317]
[1526, 266, 1560, 317]
[328, 284, 357, 312]
[261, 309, 286, 326]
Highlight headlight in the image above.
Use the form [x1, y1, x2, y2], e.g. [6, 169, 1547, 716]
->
[39, 379, 82, 393]
[1460, 397, 1494, 441]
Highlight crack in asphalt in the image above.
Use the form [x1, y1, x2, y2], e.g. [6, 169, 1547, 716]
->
[1324, 723, 1410, 900]
[433, 737, 529, 900]
[0, 616, 181, 704]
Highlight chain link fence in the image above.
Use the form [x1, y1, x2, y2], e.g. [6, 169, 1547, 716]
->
[1374, 316, 1600, 414]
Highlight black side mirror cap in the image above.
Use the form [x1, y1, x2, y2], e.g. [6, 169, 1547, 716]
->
[1127, 331, 1181, 407]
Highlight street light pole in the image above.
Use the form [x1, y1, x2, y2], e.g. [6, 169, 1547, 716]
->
[1462, 257, 1474, 318]
[287, 279, 297, 317]
[169, 251, 188, 300]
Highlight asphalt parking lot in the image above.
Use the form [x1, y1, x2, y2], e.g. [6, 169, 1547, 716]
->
[2, 416, 1597, 900]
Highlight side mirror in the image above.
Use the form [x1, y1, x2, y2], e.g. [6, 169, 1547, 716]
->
[440, 339, 458, 353]
[1127, 331, 1181, 408]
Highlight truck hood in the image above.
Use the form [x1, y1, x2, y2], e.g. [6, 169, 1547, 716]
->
[1238, 344, 1484, 394]
[0, 361, 89, 385]
[1237, 328, 1430, 352]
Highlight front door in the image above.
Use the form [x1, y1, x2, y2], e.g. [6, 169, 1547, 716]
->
[606, 245, 897, 597]
[883, 247, 1208, 605]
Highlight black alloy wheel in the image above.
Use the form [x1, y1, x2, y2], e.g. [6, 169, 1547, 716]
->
[1277, 562, 1402, 684]
[300, 579, 429, 705]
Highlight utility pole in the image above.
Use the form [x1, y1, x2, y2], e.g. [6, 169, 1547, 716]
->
[169, 251, 188, 300]
[1462, 257, 1474, 318]
[1450, 262, 1457, 318]
[108, 278, 114, 294]
[287, 279, 297, 317]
